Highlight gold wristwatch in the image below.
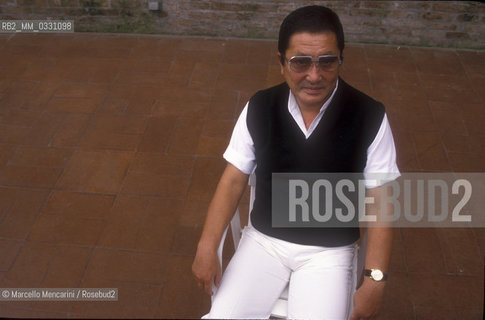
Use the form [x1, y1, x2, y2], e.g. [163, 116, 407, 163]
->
[364, 269, 388, 282]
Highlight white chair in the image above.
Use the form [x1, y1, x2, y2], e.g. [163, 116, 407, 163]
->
[215, 173, 367, 318]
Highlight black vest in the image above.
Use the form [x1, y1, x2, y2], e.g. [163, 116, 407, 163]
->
[247, 79, 385, 246]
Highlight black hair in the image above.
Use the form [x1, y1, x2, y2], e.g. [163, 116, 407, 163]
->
[278, 5, 345, 65]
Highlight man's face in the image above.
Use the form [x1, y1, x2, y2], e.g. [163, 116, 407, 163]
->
[279, 32, 341, 110]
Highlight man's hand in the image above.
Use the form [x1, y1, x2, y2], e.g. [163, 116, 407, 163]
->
[191, 164, 248, 296]
[192, 244, 222, 296]
[349, 278, 386, 320]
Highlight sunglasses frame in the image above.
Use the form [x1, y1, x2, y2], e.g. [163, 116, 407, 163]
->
[287, 55, 342, 73]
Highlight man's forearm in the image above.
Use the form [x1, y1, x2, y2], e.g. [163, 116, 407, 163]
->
[350, 187, 394, 319]
[364, 227, 393, 273]
[364, 186, 394, 273]
[197, 163, 249, 251]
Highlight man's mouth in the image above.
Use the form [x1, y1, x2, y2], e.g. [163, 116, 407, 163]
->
[303, 86, 324, 94]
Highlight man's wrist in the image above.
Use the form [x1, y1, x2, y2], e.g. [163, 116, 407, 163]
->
[362, 276, 387, 288]
[197, 238, 219, 253]
[363, 268, 388, 282]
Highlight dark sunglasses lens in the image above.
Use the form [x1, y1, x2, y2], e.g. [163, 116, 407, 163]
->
[318, 56, 339, 69]
[290, 57, 312, 72]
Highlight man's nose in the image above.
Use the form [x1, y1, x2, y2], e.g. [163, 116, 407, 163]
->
[306, 63, 321, 82]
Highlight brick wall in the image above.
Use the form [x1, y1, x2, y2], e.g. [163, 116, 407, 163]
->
[1, 0, 484, 49]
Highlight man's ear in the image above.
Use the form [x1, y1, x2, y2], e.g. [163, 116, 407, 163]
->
[277, 52, 284, 75]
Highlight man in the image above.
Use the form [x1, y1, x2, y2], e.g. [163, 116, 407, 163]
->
[192, 5, 398, 320]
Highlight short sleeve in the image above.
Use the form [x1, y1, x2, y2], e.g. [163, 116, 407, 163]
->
[223, 103, 256, 175]
[364, 114, 400, 188]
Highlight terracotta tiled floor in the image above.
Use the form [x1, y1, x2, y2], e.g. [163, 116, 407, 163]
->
[0, 32, 484, 319]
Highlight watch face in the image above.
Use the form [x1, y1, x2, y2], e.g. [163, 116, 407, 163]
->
[371, 269, 384, 281]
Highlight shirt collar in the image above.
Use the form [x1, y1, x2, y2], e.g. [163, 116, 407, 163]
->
[288, 78, 339, 116]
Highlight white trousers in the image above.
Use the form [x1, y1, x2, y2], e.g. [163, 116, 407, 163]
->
[207, 225, 359, 320]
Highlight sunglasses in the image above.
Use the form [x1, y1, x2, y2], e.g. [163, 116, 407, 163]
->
[287, 55, 342, 73]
